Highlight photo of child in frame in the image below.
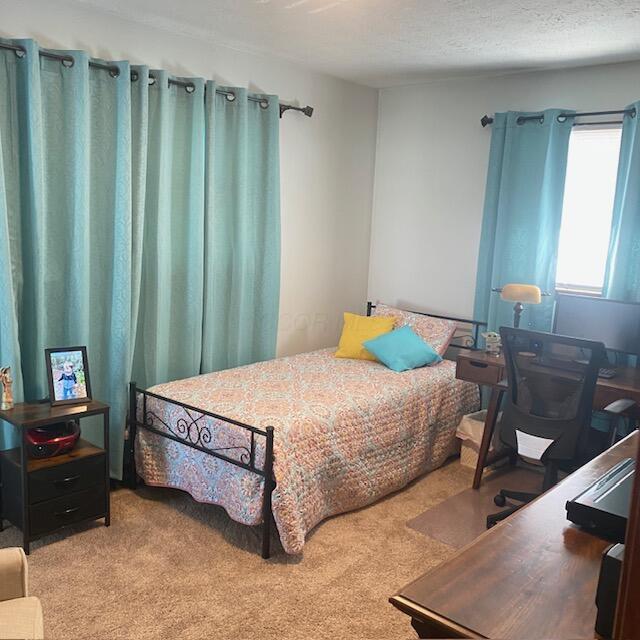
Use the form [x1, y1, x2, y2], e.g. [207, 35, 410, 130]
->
[45, 347, 92, 406]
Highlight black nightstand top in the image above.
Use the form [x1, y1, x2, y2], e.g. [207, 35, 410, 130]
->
[0, 400, 109, 429]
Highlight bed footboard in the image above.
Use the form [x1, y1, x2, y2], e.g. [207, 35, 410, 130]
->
[127, 382, 276, 559]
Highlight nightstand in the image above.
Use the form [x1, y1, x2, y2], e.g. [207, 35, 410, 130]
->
[0, 401, 110, 553]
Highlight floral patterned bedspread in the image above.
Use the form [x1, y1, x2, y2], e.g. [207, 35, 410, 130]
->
[135, 348, 479, 554]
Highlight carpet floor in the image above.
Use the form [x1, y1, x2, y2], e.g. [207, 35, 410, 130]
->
[407, 464, 543, 549]
[1, 460, 479, 639]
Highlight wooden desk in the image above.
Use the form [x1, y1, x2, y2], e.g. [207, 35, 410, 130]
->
[456, 350, 640, 489]
[390, 431, 639, 639]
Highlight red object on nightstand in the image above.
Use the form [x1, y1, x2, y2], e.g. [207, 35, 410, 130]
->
[26, 420, 81, 458]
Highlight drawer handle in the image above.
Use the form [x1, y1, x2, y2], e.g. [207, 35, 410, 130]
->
[53, 475, 81, 486]
[469, 361, 489, 369]
[54, 506, 80, 518]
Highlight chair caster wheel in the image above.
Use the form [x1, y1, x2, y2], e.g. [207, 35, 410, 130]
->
[494, 494, 506, 507]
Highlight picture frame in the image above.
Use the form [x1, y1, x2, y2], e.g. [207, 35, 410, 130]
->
[45, 346, 92, 406]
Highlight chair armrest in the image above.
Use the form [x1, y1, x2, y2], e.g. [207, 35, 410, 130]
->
[0, 547, 29, 601]
[602, 398, 637, 415]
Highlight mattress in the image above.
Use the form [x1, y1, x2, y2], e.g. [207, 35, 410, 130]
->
[135, 348, 479, 554]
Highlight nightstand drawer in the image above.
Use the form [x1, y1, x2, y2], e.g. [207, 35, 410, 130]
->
[29, 454, 105, 504]
[29, 484, 106, 537]
[457, 356, 502, 385]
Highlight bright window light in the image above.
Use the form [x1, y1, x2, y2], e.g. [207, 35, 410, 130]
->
[555, 127, 622, 293]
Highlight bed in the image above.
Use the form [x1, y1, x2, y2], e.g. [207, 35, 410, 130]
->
[129, 305, 482, 557]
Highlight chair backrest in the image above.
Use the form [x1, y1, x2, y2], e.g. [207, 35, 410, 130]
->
[498, 327, 606, 464]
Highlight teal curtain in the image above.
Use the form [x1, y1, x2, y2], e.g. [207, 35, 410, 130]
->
[474, 110, 574, 332]
[131, 79, 281, 385]
[202, 86, 281, 372]
[0, 40, 134, 473]
[131, 70, 207, 386]
[603, 101, 640, 303]
[0, 40, 281, 478]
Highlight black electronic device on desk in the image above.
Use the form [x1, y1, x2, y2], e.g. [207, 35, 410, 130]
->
[595, 543, 624, 640]
[553, 294, 640, 380]
[565, 457, 635, 542]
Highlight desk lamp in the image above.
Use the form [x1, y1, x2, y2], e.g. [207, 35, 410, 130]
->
[493, 284, 542, 328]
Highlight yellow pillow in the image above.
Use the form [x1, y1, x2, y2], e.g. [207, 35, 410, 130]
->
[335, 312, 395, 361]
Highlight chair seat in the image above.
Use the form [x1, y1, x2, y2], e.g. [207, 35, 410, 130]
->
[0, 596, 44, 639]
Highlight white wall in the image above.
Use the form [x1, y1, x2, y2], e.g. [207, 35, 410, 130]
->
[369, 61, 640, 319]
[1, 0, 378, 356]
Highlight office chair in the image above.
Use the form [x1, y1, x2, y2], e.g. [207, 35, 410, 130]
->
[486, 327, 634, 529]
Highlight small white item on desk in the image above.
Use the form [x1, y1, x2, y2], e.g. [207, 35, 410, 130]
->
[482, 331, 502, 355]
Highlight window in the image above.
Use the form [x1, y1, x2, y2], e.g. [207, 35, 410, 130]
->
[555, 127, 622, 294]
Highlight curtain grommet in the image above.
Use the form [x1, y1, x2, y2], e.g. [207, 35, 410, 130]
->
[259, 99, 269, 110]
[557, 114, 567, 123]
[14, 48, 26, 59]
[516, 116, 524, 125]
[185, 83, 196, 94]
[225, 92, 236, 102]
[130, 70, 139, 82]
[631, 107, 637, 119]
[148, 76, 156, 86]
[61, 56, 75, 68]
[109, 67, 120, 78]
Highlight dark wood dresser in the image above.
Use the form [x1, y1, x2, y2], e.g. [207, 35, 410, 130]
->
[0, 401, 110, 553]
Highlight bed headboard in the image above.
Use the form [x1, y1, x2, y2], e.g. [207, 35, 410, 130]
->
[366, 301, 486, 357]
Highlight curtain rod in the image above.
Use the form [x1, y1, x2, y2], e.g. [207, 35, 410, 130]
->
[0, 41, 314, 119]
[481, 108, 636, 128]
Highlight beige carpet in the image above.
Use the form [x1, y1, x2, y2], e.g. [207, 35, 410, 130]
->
[1, 460, 476, 639]
[407, 465, 544, 549]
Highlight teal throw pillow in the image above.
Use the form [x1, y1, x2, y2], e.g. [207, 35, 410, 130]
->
[363, 325, 442, 372]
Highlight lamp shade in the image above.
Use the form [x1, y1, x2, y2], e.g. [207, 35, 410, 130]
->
[500, 284, 542, 304]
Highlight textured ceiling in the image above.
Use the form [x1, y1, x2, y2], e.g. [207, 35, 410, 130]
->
[73, 0, 640, 87]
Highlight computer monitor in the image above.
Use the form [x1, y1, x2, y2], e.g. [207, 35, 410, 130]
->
[553, 294, 640, 356]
